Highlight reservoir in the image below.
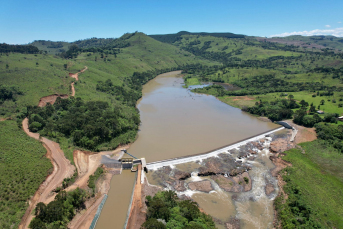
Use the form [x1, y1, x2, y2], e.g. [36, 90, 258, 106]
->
[96, 71, 279, 229]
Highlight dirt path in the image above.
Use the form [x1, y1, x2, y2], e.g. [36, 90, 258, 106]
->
[19, 118, 75, 229]
[69, 66, 87, 97]
[19, 66, 91, 228]
[38, 94, 69, 107]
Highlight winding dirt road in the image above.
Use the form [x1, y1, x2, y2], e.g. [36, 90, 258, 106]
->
[70, 66, 87, 97]
[19, 66, 87, 229]
[19, 118, 75, 229]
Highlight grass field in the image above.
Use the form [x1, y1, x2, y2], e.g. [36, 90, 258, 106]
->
[0, 53, 83, 117]
[276, 142, 343, 228]
[184, 77, 200, 87]
[0, 120, 52, 229]
[216, 91, 343, 117]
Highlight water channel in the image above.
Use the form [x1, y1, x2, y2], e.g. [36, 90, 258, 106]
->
[96, 71, 279, 229]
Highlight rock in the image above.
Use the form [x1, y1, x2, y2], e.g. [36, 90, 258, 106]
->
[265, 183, 275, 196]
[188, 180, 213, 193]
[270, 138, 294, 153]
[212, 172, 251, 193]
[198, 155, 240, 176]
[173, 180, 186, 192]
[174, 170, 191, 180]
[225, 217, 241, 229]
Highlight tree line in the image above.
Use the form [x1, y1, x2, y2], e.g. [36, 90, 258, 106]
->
[0, 43, 39, 54]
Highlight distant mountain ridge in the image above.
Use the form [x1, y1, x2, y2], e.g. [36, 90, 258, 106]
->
[149, 31, 246, 44]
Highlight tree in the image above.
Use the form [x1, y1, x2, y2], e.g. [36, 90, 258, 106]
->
[299, 100, 309, 108]
[320, 99, 325, 105]
[309, 103, 316, 114]
[288, 94, 294, 100]
[141, 218, 166, 229]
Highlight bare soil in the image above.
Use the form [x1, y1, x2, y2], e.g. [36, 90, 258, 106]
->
[38, 94, 68, 107]
[283, 120, 317, 144]
[232, 96, 254, 101]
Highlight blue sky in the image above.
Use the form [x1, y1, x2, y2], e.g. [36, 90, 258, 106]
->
[1, 0, 343, 44]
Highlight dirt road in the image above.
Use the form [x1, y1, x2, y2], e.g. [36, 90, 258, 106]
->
[19, 119, 75, 229]
[69, 66, 87, 97]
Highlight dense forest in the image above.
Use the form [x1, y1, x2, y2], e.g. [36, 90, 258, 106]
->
[142, 191, 216, 229]
[0, 85, 23, 104]
[27, 97, 140, 150]
[0, 43, 39, 54]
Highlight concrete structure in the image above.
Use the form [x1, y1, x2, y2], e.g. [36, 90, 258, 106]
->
[146, 127, 285, 170]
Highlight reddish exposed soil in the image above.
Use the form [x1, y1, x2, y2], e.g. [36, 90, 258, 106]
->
[232, 96, 254, 101]
[283, 120, 317, 144]
[69, 66, 88, 81]
[37, 66, 87, 107]
[38, 94, 69, 107]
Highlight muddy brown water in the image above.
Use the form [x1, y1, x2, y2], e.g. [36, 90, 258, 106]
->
[96, 71, 279, 229]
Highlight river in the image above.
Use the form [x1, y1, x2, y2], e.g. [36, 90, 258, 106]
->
[96, 71, 279, 229]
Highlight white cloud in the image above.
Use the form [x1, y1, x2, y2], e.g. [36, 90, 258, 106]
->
[325, 25, 331, 28]
[270, 27, 343, 37]
[338, 21, 342, 24]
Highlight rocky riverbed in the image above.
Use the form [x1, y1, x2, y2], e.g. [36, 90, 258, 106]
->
[145, 128, 293, 229]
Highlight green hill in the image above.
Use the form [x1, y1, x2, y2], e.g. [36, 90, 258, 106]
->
[149, 31, 245, 44]
[29, 40, 70, 55]
[261, 35, 343, 51]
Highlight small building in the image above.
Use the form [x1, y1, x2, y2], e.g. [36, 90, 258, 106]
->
[317, 110, 324, 114]
[338, 116, 343, 121]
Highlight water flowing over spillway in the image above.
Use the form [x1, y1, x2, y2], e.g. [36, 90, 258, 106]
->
[96, 71, 281, 229]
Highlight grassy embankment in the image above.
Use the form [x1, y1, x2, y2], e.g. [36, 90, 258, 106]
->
[275, 141, 343, 228]
[0, 120, 52, 229]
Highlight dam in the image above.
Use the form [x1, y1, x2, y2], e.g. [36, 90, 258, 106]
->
[95, 71, 281, 229]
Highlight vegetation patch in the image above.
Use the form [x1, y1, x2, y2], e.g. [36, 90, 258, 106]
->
[275, 146, 343, 228]
[29, 189, 86, 229]
[142, 190, 216, 229]
[27, 97, 140, 151]
[88, 167, 104, 194]
[0, 120, 52, 229]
